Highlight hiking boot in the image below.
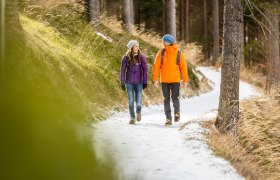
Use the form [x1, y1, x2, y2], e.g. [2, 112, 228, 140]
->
[174, 112, 180, 122]
[165, 119, 172, 126]
[136, 113, 141, 121]
[129, 118, 135, 125]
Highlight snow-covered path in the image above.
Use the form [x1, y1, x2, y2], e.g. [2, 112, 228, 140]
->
[93, 67, 259, 180]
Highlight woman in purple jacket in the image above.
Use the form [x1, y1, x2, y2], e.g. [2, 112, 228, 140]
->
[120, 40, 148, 124]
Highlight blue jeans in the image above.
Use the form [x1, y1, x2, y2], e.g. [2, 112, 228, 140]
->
[125, 83, 143, 118]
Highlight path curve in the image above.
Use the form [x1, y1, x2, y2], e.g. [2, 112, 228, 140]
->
[93, 67, 259, 180]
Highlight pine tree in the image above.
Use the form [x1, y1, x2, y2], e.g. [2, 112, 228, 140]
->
[265, 9, 280, 94]
[215, 0, 242, 133]
[240, 4, 245, 67]
[89, 0, 100, 27]
[166, 0, 176, 39]
[122, 0, 134, 33]
[212, 0, 219, 66]
[184, 0, 190, 43]
[203, 0, 207, 41]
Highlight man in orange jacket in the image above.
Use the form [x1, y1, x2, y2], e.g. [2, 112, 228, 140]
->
[153, 34, 188, 126]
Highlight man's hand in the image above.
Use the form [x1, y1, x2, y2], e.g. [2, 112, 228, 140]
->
[154, 81, 159, 88]
[183, 82, 188, 88]
[121, 84, 126, 91]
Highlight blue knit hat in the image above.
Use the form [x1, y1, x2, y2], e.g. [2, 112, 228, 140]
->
[162, 34, 175, 44]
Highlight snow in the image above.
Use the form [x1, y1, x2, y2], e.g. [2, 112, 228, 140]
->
[93, 67, 260, 180]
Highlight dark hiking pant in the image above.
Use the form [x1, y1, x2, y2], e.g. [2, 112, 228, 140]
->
[161, 83, 180, 120]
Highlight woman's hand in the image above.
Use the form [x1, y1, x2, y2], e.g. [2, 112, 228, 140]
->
[121, 84, 126, 91]
[143, 84, 147, 90]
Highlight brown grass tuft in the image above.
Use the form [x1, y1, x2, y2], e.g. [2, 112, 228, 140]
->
[206, 97, 280, 180]
[240, 66, 267, 90]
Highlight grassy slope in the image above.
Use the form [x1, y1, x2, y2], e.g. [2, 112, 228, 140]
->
[0, 2, 209, 179]
[20, 3, 202, 121]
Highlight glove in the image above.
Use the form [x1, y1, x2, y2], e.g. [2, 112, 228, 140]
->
[121, 84, 126, 91]
[143, 84, 147, 90]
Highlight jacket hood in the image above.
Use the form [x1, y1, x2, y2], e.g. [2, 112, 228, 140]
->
[164, 43, 178, 51]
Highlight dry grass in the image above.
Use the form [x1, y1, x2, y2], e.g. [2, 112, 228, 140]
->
[239, 65, 279, 96]
[206, 97, 280, 180]
[240, 66, 267, 90]
[101, 16, 204, 65]
[198, 55, 267, 93]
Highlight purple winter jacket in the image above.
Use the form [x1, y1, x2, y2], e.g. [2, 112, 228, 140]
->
[120, 54, 148, 85]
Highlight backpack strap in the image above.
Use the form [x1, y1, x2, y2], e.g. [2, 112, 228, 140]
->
[161, 49, 181, 66]
[161, 48, 165, 64]
[177, 50, 181, 66]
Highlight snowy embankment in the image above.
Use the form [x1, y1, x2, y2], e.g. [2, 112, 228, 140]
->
[93, 67, 259, 180]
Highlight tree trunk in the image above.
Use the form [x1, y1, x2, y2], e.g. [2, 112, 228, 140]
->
[1, 0, 24, 69]
[215, 0, 242, 133]
[203, 0, 209, 59]
[0, 0, 5, 65]
[244, 19, 252, 67]
[184, 0, 190, 43]
[100, 0, 107, 15]
[166, 0, 176, 39]
[122, 0, 134, 33]
[134, 0, 140, 29]
[203, 0, 207, 40]
[212, 0, 219, 66]
[88, 0, 100, 28]
[265, 9, 280, 94]
[162, 1, 167, 34]
[240, 3, 245, 66]
[130, 0, 134, 26]
[180, 0, 185, 41]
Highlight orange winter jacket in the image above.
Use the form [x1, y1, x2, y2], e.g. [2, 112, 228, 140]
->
[153, 44, 189, 83]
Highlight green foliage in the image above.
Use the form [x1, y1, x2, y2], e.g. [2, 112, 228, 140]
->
[244, 41, 266, 66]
[1, 1, 202, 179]
[18, 0, 201, 114]
[245, 0, 280, 13]
[1, 2, 114, 180]
[187, 63, 200, 88]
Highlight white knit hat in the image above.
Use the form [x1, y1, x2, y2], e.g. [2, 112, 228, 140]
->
[127, 40, 138, 49]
